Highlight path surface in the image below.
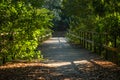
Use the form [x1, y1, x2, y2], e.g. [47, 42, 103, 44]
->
[41, 37, 120, 80]
[0, 37, 120, 80]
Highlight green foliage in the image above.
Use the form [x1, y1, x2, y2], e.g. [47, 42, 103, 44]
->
[93, 0, 120, 48]
[62, 0, 95, 31]
[63, 0, 95, 43]
[43, 0, 64, 30]
[0, 0, 53, 64]
[64, 0, 120, 64]
[63, 0, 120, 47]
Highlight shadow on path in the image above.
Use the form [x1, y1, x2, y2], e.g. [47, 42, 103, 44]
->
[0, 36, 120, 80]
[40, 37, 120, 80]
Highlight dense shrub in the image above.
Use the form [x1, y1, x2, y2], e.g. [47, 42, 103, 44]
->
[0, 0, 53, 64]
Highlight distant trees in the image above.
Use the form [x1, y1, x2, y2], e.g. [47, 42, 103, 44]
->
[62, 0, 95, 30]
[43, 0, 69, 31]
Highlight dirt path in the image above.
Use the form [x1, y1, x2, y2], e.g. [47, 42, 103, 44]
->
[40, 37, 120, 80]
[0, 37, 120, 80]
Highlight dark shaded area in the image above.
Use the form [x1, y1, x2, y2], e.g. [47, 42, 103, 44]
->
[0, 65, 53, 80]
[52, 31, 67, 37]
[0, 62, 120, 80]
[52, 21, 69, 31]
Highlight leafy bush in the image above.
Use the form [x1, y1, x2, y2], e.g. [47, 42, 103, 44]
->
[0, 0, 53, 64]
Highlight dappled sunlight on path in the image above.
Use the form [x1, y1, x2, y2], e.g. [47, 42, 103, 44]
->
[0, 37, 120, 80]
[40, 37, 120, 80]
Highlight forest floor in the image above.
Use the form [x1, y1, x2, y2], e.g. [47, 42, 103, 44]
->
[0, 37, 120, 80]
